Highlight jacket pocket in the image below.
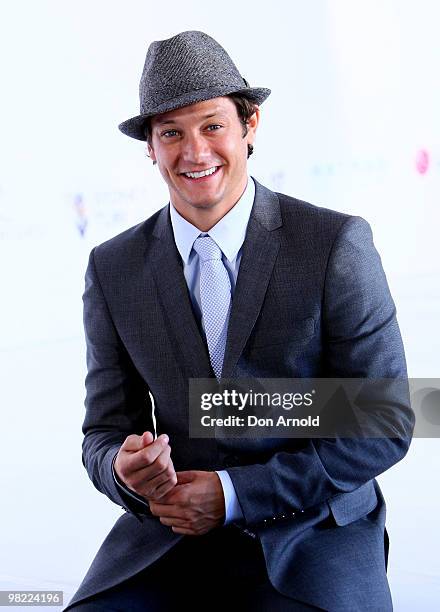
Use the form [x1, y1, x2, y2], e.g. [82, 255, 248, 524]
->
[327, 481, 379, 526]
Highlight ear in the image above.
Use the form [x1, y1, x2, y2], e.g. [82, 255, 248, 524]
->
[147, 142, 157, 162]
[246, 106, 260, 145]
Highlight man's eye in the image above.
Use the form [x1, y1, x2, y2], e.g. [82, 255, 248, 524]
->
[207, 124, 222, 131]
[162, 130, 179, 138]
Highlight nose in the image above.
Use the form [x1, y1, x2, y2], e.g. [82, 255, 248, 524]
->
[181, 131, 211, 165]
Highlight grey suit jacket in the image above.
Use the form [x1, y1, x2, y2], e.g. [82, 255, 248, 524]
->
[66, 178, 414, 611]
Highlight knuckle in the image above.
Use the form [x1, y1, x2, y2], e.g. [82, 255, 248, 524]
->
[115, 453, 131, 475]
[159, 447, 171, 461]
[116, 464, 127, 480]
[114, 453, 125, 469]
[124, 434, 136, 447]
[155, 457, 167, 471]
[143, 449, 154, 465]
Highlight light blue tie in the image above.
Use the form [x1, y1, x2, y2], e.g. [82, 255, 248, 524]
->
[193, 235, 232, 378]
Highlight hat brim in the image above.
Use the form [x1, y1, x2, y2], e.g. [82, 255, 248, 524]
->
[118, 85, 271, 141]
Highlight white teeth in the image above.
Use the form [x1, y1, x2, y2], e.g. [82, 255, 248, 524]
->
[184, 167, 217, 179]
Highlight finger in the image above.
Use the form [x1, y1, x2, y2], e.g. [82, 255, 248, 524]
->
[154, 508, 188, 521]
[171, 526, 200, 536]
[150, 473, 178, 499]
[121, 446, 174, 498]
[148, 501, 176, 515]
[121, 431, 154, 452]
[141, 431, 155, 446]
[149, 502, 186, 519]
[149, 480, 188, 506]
[141, 460, 177, 498]
[159, 517, 190, 529]
[176, 470, 196, 485]
[117, 439, 168, 485]
[128, 436, 171, 473]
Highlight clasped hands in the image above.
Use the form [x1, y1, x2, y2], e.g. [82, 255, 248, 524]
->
[114, 431, 225, 535]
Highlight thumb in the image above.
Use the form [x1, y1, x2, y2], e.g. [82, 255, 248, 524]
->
[176, 471, 196, 485]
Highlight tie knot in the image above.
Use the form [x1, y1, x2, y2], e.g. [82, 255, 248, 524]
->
[192, 235, 222, 262]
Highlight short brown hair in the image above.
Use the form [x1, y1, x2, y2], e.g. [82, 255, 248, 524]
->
[143, 93, 258, 152]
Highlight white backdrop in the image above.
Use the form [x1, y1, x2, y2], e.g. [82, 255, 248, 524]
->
[1, 1, 439, 610]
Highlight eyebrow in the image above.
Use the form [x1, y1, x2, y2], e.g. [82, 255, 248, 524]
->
[154, 111, 223, 126]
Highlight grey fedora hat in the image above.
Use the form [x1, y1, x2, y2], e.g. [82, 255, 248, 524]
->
[118, 30, 271, 141]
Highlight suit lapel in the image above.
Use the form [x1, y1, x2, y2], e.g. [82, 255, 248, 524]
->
[222, 179, 282, 378]
[150, 206, 213, 378]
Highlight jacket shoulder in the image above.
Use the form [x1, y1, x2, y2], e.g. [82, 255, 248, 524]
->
[276, 190, 351, 226]
[91, 206, 165, 265]
[274, 190, 375, 244]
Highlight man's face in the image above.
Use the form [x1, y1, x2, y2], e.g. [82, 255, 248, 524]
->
[148, 97, 259, 215]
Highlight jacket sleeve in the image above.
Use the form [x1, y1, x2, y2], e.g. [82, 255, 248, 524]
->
[81, 247, 154, 522]
[226, 216, 415, 527]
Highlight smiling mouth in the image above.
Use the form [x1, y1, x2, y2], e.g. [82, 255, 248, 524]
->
[180, 166, 221, 181]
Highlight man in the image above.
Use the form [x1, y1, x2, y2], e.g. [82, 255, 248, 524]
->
[65, 31, 414, 611]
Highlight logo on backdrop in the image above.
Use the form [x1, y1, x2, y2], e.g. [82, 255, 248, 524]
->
[415, 149, 430, 175]
[73, 193, 88, 237]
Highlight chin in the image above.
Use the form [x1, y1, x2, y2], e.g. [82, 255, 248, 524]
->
[187, 200, 219, 210]
[182, 192, 224, 209]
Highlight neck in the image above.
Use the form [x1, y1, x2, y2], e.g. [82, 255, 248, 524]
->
[171, 178, 248, 232]
[175, 206, 232, 232]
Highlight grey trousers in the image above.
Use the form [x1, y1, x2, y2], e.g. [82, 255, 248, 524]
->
[69, 525, 323, 611]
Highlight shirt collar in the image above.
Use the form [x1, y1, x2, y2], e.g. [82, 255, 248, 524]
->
[169, 176, 255, 264]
